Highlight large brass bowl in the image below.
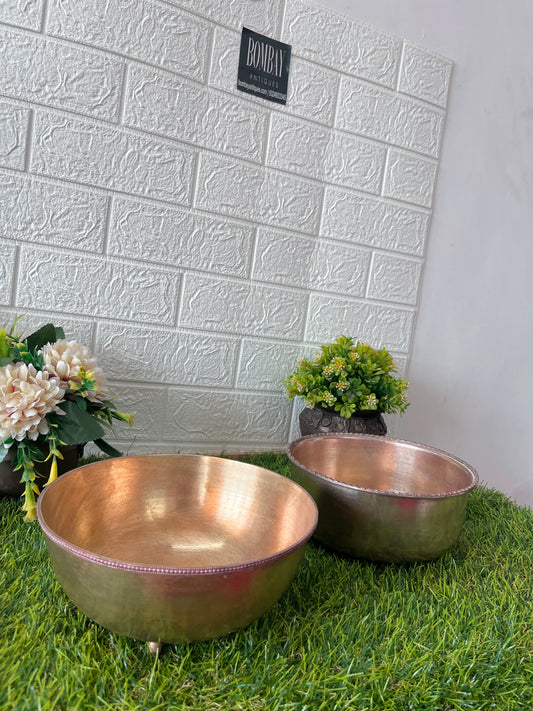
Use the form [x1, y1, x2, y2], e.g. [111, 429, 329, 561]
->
[287, 434, 478, 562]
[37, 454, 318, 644]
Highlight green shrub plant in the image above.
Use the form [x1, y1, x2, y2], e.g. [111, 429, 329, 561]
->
[284, 335, 409, 418]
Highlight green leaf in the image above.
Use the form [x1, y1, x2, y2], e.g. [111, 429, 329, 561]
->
[336, 403, 355, 418]
[25, 324, 64, 353]
[94, 439, 122, 458]
[0, 330, 8, 359]
[0, 357, 13, 367]
[0, 446, 9, 463]
[55, 399, 105, 445]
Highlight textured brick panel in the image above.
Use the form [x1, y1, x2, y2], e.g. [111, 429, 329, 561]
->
[283, 0, 402, 88]
[109, 197, 252, 278]
[106, 383, 168, 442]
[171, 0, 283, 35]
[102, 440, 285, 455]
[47, 0, 211, 82]
[164, 390, 291, 444]
[0, 310, 97, 346]
[383, 150, 437, 208]
[96, 322, 238, 388]
[17, 248, 181, 325]
[0, 0, 451, 454]
[253, 228, 371, 297]
[267, 115, 329, 180]
[180, 273, 308, 339]
[0, 29, 123, 121]
[399, 44, 452, 108]
[289, 402, 303, 443]
[268, 113, 385, 193]
[0, 171, 107, 251]
[322, 187, 430, 256]
[0, 241, 17, 306]
[0, 0, 43, 31]
[31, 111, 195, 203]
[237, 339, 315, 392]
[285, 57, 340, 127]
[392, 355, 408, 378]
[0, 101, 28, 170]
[48, 317, 97, 347]
[337, 78, 446, 158]
[209, 26, 339, 126]
[306, 295, 415, 353]
[368, 253, 423, 305]
[125, 64, 267, 163]
[196, 153, 322, 234]
[208, 27, 240, 93]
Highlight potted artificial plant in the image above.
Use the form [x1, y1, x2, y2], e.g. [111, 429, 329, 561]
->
[284, 335, 409, 437]
[0, 318, 134, 520]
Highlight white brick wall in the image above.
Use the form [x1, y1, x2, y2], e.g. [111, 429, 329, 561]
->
[0, 0, 451, 453]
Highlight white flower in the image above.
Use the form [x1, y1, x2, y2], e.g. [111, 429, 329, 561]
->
[0, 363, 65, 443]
[322, 391, 336, 406]
[364, 394, 378, 408]
[42, 340, 109, 403]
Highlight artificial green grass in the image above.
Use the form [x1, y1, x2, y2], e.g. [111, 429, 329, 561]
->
[1, 453, 533, 711]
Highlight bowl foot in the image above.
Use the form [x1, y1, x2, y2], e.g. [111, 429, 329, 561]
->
[147, 641, 163, 655]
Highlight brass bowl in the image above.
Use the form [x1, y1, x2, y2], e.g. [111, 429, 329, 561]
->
[37, 454, 318, 644]
[287, 434, 479, 562]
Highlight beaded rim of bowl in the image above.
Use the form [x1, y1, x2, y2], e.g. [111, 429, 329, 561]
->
[287, 433, 479, 499]
[36, 455, 319, 576]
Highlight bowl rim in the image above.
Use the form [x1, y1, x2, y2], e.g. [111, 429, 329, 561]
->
[286, 433, 479, 499]
[36, 453, 319, 576]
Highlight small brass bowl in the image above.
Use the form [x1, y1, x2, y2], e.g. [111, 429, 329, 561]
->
[287, 434, 478, 562]
[37, 454, 318, 644]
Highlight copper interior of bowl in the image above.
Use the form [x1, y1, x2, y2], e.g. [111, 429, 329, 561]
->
[38, 455, 318, 570]
[289, 435, 478, 497]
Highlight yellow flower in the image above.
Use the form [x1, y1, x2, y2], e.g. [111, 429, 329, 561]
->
[114, 411, 135, 426]
[332, 357, 346, 374]
[45, 456, 58, 486]
[22, 485, 37, 522]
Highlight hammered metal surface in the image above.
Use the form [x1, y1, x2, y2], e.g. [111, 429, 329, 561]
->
[287, 434, 478, 562]
[37, 454, 318, 643]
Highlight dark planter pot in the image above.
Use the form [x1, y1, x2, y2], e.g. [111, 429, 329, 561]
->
[0, 443, 83, 497]
[299, 406, 387, 437]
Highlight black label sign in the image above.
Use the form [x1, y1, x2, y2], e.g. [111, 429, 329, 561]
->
[237, 27, 291, 105]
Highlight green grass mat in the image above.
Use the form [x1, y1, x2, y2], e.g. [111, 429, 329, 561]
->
[1, 453, 533, 710]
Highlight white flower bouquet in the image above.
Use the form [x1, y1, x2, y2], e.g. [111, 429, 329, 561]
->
[0, 318, 134, 520]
